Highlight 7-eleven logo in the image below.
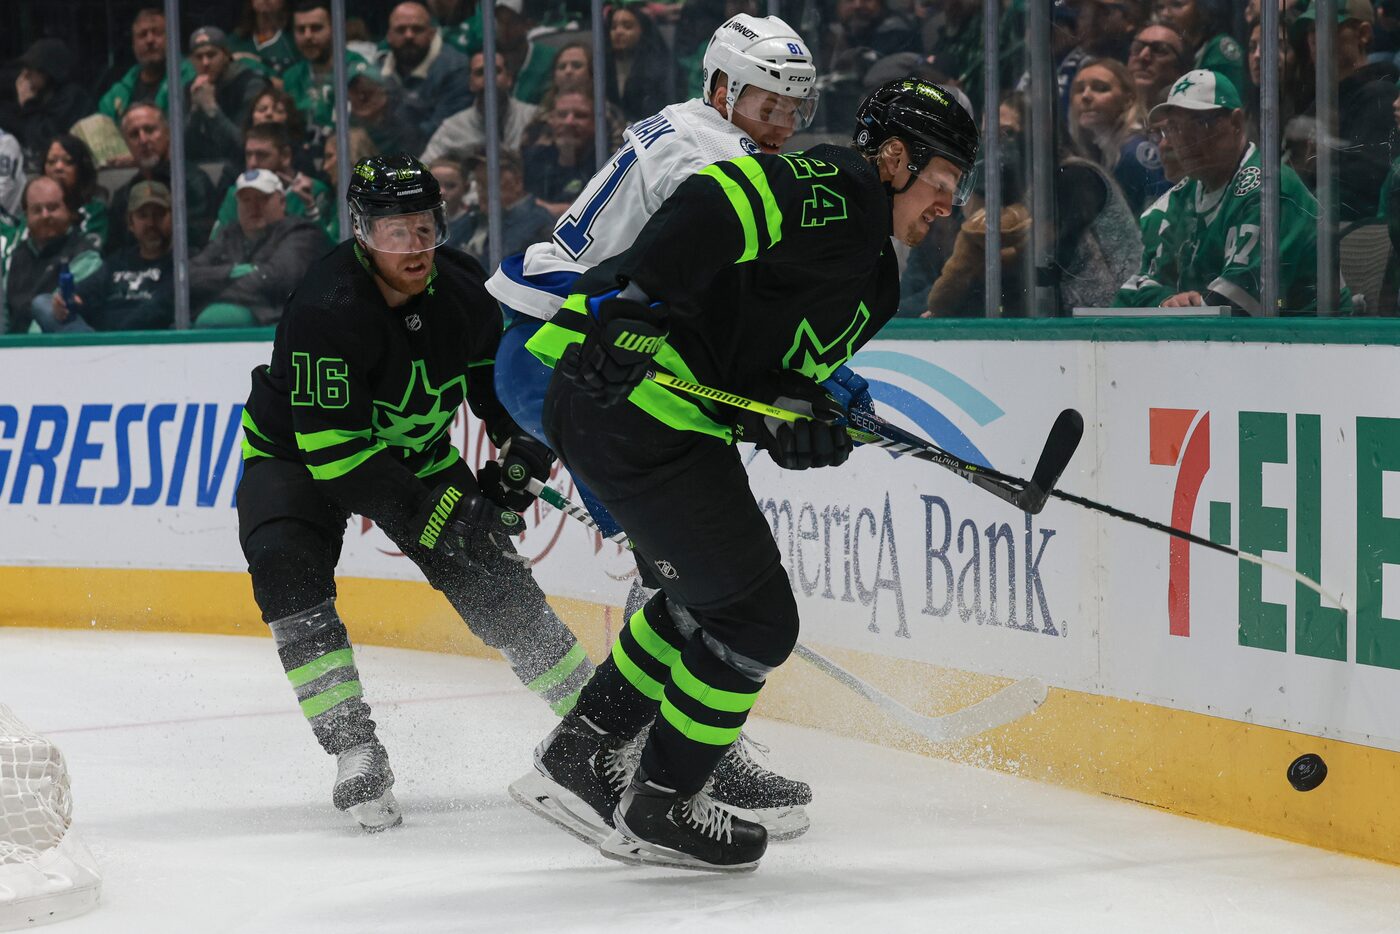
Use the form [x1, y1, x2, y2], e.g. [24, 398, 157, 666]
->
[1149, 408, 1211, 637]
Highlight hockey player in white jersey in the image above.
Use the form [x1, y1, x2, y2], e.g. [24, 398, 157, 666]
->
[487, 14, 825, 842]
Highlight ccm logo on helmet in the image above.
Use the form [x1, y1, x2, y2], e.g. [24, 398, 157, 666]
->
[726, 21, 759, 39]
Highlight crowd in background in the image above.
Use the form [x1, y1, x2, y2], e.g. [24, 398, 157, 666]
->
[0, 0, 1394, 332]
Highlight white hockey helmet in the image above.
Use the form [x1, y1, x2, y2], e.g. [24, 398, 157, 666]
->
[703, 14, 818, 131]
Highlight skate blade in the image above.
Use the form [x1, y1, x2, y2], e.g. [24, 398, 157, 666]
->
[508, 771, 612, 848]
[732, 805, 809, 842]
[598, 828, 760, 874]
[347, 789, 403, 832]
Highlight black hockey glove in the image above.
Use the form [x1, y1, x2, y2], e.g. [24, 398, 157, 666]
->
[733, 371, 854, 471]
[414, 481, 524, 567]
[557, 294, 668, 407]
[485, 434, 555, 511]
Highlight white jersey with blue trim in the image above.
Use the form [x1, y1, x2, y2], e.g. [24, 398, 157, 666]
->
[484, 97, 764, 320]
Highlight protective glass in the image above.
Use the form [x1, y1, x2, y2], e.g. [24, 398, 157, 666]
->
[353, 205, 449, 254]
[730, 86, 820, 133]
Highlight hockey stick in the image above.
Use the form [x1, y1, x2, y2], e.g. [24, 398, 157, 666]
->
[645, 370, 1083, 515]
[525, 476, 1048, 741]
[645, 371, 1346, 613]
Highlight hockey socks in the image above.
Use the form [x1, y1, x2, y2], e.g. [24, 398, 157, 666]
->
[267, 601, 377, 755]
[645, 636, 763, 797]
[523, 641, 594, 716]
[570, 592, 686, 737]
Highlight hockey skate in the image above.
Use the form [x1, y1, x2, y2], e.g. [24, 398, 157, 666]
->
[601, 773, 767, 873]
[509, 714, 635, 847]
[333, 740, 402, 832]
[709, 733, 812, 840]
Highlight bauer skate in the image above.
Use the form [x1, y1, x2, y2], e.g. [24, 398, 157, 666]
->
[601, 772, 767, 873]
[333, 740, 402, 832]
[509, 714, 635, 846]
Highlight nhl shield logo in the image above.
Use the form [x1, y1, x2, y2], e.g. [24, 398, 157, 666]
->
[655, 559, 679, 580]
[405, 313, 422, 332]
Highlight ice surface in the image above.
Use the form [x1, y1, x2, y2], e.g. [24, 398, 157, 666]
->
[2, 628, 1397, 934]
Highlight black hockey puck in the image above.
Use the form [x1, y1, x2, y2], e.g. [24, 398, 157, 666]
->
[1287, 753, 1328, 792]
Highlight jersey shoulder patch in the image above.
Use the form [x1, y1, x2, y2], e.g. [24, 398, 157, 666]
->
[1233, 165, 1261, 198]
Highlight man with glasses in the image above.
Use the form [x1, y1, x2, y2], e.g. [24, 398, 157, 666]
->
[1114, 70, 1347, 312]
[235, 153, 593, 832]
[1128, 23, 1191, 107]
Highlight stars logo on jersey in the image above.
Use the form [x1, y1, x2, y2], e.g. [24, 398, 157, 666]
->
[372, 359, 467, 452]
[783, 303, 872, 382]
[740, 136, 761, 156]
[1234, 165, 1261, 197]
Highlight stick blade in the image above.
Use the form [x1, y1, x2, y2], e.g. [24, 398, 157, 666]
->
[1014, 408, 1084, 515]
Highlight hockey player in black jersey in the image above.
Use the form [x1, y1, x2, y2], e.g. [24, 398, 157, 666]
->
[511, 78, 979, 871]
[236, 154, 593, 831]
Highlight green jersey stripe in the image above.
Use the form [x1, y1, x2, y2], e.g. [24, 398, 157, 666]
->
[699, 164, 759, 262]
[728, 157, 784, 250]
[306, 441, 387, 480]
[295, 427, 373, 453]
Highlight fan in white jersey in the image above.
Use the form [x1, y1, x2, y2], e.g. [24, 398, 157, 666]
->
[488, 13, 822, 840]
[485, 13, 817, 325]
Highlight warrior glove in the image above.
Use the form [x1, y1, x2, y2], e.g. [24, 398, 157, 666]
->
[488, 434, 556, 511]
[414, 481, 524, 568]
[734, 371, 854, 470]
[558, 293, 668, 408]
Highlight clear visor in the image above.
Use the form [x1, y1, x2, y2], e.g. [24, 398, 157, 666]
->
[353, 204, 449, 254]
[730, 86, 820, 132]
[911, 155, 976, 207]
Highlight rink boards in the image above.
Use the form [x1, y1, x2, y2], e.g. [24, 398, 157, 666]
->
[2, 322, 1399, 863]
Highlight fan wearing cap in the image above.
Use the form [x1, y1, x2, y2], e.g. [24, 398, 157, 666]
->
[1295, 0, 1398, 221]
[188, 168, 327, 327]
[0, 39, 92, 161]
[183, 26, 271, 167]
[1115, 69, 1350, 312]
[45, 181, 176, 333]
[235, 152, 591, 833]
[507, 77, 976, 873]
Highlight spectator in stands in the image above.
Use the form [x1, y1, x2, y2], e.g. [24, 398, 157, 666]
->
[42, 135, 106, 251]
[321, 126, 377, 190]
[522, 90, 599, 215]
[537, 41, 629, 148]
[245, 86, 318, 175]
[99, 7, 194, 123]
[604, 5, 675, 122]
[496, 0, 556, 105]
[0, 129, 24, 225]
[1128, 23, 1191, 107]
[1297, 0, 1398, 220]
[1247, 18, 1301, 143]
[1115, 70, 1344, 312]
[0, 39, 93, 161]
[4, 177, 101, 334]
[460, 148, 555, 264]
[431, 0, 482, 55]
[108, 104, 217, 254]
[231, 0, 302, 77]
[285, 0, 368, 144]
[382, 1, 474, 140]
[212, 124, 334, 241]
[429, 157, 474, 249]
[1057, 0, 1150, 115]
[183, 27, 270, 168]
[190, 169, 328, 327]
[1069, 58, 1170, 213]
[421, 52, 540, 163]
[40, 181, 174, 333]
[346, 61, 428, 158]
[1154, 0, 1249, 98]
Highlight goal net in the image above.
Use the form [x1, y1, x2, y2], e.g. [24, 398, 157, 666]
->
[0, 706, 100, 931]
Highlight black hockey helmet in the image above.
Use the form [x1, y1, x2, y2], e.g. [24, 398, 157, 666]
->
[853, 77, 979, 203]
[347, 152, 449, 253]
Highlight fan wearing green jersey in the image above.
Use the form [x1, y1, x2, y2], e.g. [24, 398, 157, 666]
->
[1114, 70, 1351, 313]
[237, 154, 592, 832]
